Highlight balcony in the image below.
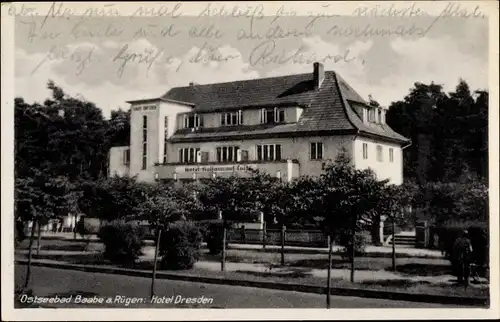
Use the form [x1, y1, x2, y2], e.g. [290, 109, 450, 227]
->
[155, 159, 300, 182]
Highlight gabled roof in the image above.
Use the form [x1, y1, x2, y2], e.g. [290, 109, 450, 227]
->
[163, 70, 409, 144]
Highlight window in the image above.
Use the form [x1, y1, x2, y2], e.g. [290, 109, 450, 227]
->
[163, 116, 168, 163]
[368, 108, 376, 122]
[178, 148, 201, 164]
[261, 107, 285, 124]
[221, 110, 243, 126]
[362, 143, 368, 160]
[123, 149, 130, 165]
[256, 144, 282, 161]
[376, 145, 383, 162]
[310, 142, 323, 160]
[142, 116, 147, 170]
[389, 148, 394, 162]
[183, 113, 203, 128]
[216, 146, 240, 162]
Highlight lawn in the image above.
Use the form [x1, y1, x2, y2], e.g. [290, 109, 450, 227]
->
[17, 238, 451, 276]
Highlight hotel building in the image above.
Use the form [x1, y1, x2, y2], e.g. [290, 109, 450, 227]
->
[109, 62, 410, 184]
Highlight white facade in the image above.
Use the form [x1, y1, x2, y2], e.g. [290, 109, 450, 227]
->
[109, 102, 405, 184]
[353, 137, 404, 185]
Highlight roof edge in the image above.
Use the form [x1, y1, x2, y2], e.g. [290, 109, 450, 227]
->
[125, 97, 195, 106]
[357, 131, 411, 145]
[332, 72, 360, 131]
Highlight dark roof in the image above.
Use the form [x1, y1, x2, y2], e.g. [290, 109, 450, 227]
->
[163, 71, 409, 144]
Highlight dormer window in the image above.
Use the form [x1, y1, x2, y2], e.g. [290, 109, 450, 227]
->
[367, 108, 376, 123]
[221, 110, 243, 126]
[261, 107, 285, 124]
[183, 113, 203, 128]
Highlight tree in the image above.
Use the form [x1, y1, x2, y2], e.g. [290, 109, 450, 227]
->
[315, 151, 386, 282]
[136, 182, 200, 299]
[378, 184, 413, 271]
[15, 171, 72, 289]
[386, 80, 488, 183]
[198, 173, 265, 271]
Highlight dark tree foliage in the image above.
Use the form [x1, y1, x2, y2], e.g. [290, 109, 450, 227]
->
[385, 80, 488, 184]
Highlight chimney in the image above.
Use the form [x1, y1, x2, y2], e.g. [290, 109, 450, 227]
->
[313, 62, 324, 89]
[189, 82, 195, 86]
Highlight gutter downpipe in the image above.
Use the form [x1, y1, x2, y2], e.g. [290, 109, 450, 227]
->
[401, 140, 412, 150]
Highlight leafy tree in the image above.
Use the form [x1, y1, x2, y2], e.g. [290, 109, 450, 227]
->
[377, 184, 414, 270]
[15, 171, 72, 289]
[197, 172, 271, 270]
[136, 182, 201, 298]
[314, 151, 387, 282]
[387, 80, 488, 183]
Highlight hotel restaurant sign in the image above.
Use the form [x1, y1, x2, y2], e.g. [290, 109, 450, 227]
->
[176, 164, 257, 174]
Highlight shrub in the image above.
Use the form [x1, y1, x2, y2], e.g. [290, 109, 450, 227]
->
[97, 222, 146, 265]
[336, 231, 366, 260]
[159, 221, 202, 270]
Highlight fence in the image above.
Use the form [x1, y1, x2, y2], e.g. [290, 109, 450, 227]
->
[226, 228, 329, 247]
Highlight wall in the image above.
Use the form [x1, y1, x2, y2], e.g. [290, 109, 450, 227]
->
[353, 137, 403, 185]
[129, 101, 192, 182]
[166, 134, 355, 178]
[109, 146, 130, 177]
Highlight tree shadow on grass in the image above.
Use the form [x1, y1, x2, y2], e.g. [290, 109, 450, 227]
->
[289, 258, 376, 270]
[235, 267, 312, 279]
[389, 263, 452, 277]
[30, 253, 107, 265]
[202, 253, 269, 265]
[361, 279, 432, 288]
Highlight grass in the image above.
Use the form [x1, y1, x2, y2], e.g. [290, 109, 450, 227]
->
[201, 249, 450, 273]
[16, 239, 450, 275]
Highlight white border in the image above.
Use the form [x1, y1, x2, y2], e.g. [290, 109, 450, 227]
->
[2, 1, 499, 320]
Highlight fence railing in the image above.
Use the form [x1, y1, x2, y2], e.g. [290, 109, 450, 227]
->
[226, 228, 329, 247]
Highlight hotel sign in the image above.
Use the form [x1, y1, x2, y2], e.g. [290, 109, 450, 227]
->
[177, 164, 257, 173]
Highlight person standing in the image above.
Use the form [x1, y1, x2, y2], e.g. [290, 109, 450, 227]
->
[453, 230, 473, 287]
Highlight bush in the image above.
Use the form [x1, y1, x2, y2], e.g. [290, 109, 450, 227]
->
[431, 221, 489, 277]
[159, 221, 202, 270]
[336, 232, 366, 260]
[97, 222, 146, 265]
[205, 221, 230, 255]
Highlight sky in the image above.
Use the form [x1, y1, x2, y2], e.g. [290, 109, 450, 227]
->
[13, 2, 489, 118]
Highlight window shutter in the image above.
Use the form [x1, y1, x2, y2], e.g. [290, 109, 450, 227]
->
[238, 110, 243, 124]
[221, 113, 225, 126]
[260, 108, 265, 123]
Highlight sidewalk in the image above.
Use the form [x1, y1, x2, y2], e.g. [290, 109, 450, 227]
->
[34, 232, 444, 258]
